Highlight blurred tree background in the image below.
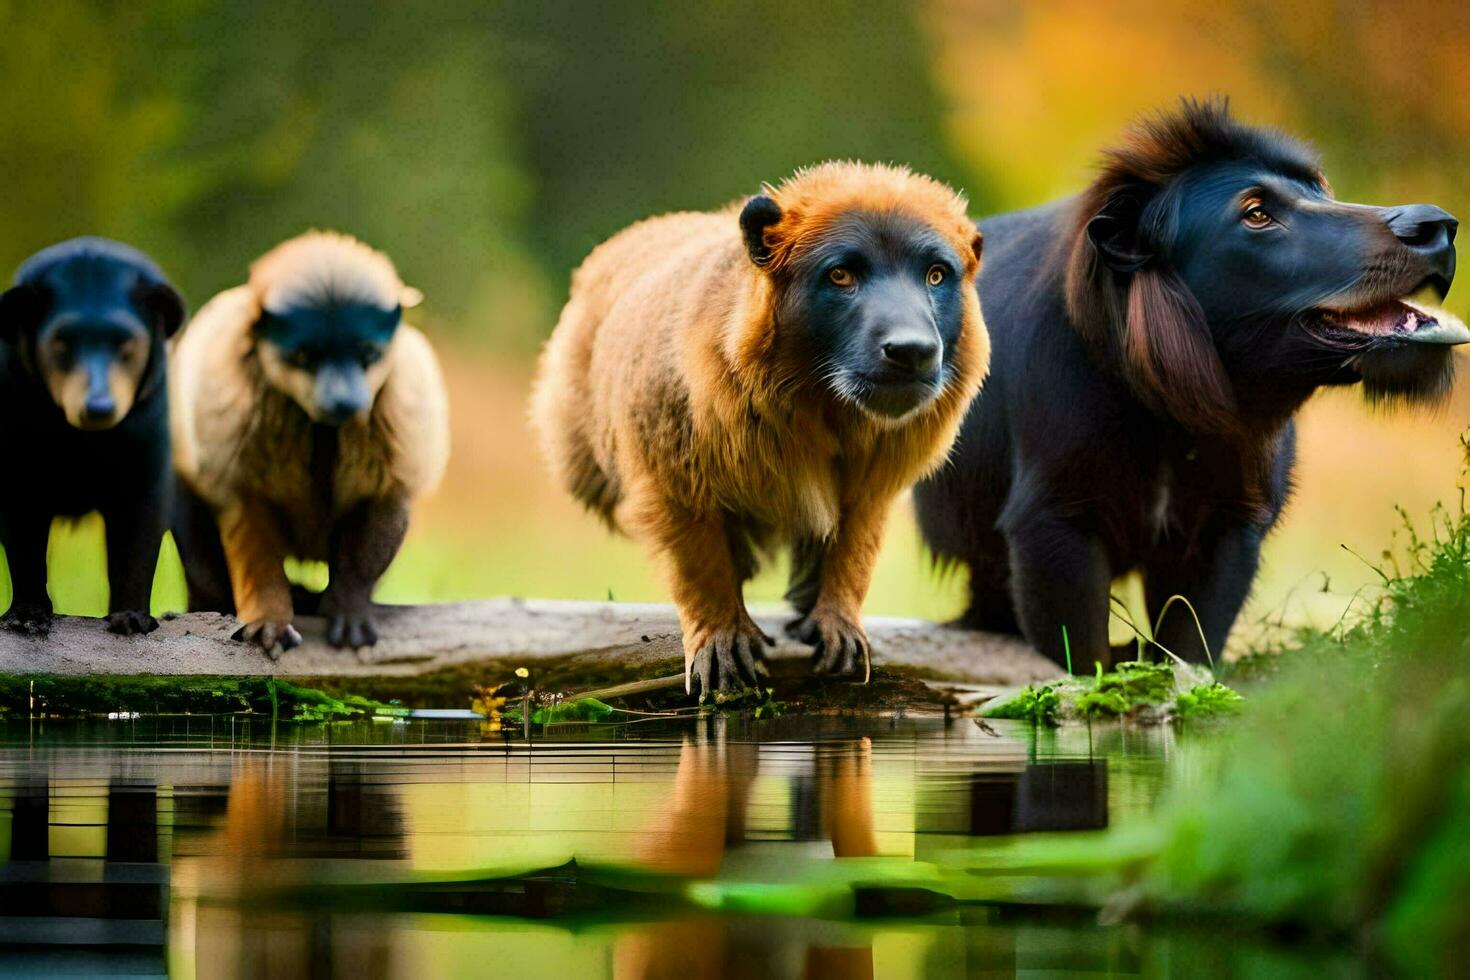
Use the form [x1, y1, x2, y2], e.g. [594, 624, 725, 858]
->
[2, 0, 1467, 646]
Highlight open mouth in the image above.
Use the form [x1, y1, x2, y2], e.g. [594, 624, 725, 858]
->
[1317, 282, 1470, 346]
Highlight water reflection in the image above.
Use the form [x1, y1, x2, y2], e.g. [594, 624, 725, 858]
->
[0, 715, 1330, 978]
[617, 734, 881, 976]
[920, 761, 1109, 837]
[0, 766, 169, 974]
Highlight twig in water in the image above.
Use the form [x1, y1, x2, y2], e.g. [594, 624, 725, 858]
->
[565, 673, 688, 703]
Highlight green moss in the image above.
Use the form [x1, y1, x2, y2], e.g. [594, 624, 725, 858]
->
[1074, 687, 1131, 717]
[530, 697, 616, 725]
[1173, 682, 1244, 719]
[983, 661, 1241, 724]
[981, 683, 1062, 726]
[0, 674, 400, 721]
[1101, 660, 1176, 702]
[1074, 661, 1179, 718]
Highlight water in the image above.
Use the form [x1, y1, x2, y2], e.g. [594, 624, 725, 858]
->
[0, 715, 1343, 978]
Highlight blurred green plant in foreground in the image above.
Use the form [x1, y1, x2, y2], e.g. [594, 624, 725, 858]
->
[967, 453, 1470, 976]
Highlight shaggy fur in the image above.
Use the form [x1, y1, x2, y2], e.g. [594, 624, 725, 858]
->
[916, 99, 1461, 671]
[0, 238, 185, 636]
[171, 231, 449, 654]
[532, 162, 988, 696]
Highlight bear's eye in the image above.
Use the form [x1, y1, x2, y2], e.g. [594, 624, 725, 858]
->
[47, 338, 71, 363]
[1242, 202, 1274, 229]
[360, 345, 384, 366]
[828, 266, 854, 287]
[927, 265, 946, 287]
[287, 350, 313, 369]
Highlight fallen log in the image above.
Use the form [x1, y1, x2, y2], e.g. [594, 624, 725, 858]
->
[0, 598, 1059, 688]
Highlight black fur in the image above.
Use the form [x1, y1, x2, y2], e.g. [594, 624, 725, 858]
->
[0, 237, 185, 636]
[739, 195, 782, 266]
[915, 101, 1460, 670]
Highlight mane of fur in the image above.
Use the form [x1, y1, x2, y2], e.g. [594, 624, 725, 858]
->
[249, 230, 408, 313]
[1089, 98, 1320, 197]
[1066, 98, 1325, 330]
[1063, 98, 1326, 440]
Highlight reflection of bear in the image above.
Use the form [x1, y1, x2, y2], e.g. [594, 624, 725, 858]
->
[533, 163, 988, 696]
[171, 232, 449, 655]
[618, 737, 879, 978]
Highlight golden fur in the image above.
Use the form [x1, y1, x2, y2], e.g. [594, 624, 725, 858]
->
[171, 231, 449, 649]
[532, 162, 988, 692]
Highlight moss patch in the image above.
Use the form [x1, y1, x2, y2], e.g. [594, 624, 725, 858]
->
[0, 656, 958, 723]
[0, 675, 401, 721]
[980, 660, 1241, 726]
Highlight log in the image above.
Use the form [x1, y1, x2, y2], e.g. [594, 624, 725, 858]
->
[0, 598, 1059, 687]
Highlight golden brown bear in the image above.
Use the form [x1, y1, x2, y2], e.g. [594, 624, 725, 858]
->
[532, 163, 988, 696]
[171, 231, 449, 655]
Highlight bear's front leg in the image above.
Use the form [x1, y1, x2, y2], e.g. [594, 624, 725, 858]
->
[1, 510, 53, 636]
[321, 495, 410, 649]
[103, 493, 167, 635]
[219, 500, 300, 657]
[642, 498, 771, 699]
[790, 495, 891, 682]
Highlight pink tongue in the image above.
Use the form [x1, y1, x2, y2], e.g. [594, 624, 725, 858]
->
[1335, 301, 1433, 336]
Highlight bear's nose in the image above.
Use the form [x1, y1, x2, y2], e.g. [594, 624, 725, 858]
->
[1385, 204, 1458, 249]
[881, 337, 942, 377]
[83, 393, 115, 421]
[1383, 204, 1458, 299]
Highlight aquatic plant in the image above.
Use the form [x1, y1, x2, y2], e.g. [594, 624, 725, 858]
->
[981, 659, 1239, 724]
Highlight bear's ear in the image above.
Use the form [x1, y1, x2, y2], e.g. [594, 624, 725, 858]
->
[970, 228, 984, 264]
[0, 283, 50, 343]
[135, 280, 187, 338]
[1085, 190, 1152, 273]
[1123, 265, 1237, 436]
[739, 195, 783, 267]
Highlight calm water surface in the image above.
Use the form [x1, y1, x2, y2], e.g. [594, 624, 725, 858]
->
[0, 714, 1343, 978]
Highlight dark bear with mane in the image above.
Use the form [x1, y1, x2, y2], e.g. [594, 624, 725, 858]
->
[916, 98, 1463, 670]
